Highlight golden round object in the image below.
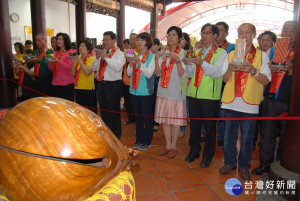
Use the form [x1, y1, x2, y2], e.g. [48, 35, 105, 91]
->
[0, 97, 131, 201]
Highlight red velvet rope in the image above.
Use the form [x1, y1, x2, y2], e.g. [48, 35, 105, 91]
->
[1, 78, 300, 121]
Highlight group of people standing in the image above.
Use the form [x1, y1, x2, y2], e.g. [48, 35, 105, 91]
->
[12, 19, 296, 181]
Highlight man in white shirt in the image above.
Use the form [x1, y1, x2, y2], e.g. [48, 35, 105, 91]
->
[92, 31, 126, 139]
[219, 23, 271, 180]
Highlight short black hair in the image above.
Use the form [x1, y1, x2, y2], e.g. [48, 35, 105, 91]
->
[260, 31, 277, 43]
[167, 26, 183, 39]
[79, 39, 93, 53]
[14, 42, 25, 54]
[123, 39, 129, 44]
[137, 32, 153, 50]
[216, 21, 229, 32]
[153, 38, 160, 46]
[51, 36, 56, 40]
[103, 31, 117, 40]
[201, 23, 219, 37]
[24, 49, 33, 55]
[25, 40, 33, 45]
[56, 32, 72, 50]
[71, 42, 77, 49]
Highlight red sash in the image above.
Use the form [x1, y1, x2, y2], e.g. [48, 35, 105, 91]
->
[97, 46, 117, 81]
[221, 40, 228, 50]
[160, 45, 181, 88]
[74, 54, 89, 86]
[235, 45, 256, 97]
[53, 50, 66, 77]
[269, 47, 295, 94]
[18, 64, 27, 85]
[194, 44, 218, 87]
[34, 49, 46, 77]
[132, 50, 151, 89]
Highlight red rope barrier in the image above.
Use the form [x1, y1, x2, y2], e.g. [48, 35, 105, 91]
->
[1, 78, 300, 121]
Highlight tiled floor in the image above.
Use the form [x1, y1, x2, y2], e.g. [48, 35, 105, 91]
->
[120, 114, 259, 201]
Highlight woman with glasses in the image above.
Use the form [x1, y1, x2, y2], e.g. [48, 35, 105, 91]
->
[155, 26, 187, 159]
[127, 32, 155, 151]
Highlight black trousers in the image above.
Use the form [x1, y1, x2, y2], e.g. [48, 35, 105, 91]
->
[53, 83, 74, 101]
[96, 80, 123, 139]
[188, 97, 219, 161]
[74, 89, 97, 114]
[123, 84, 135, 121]
[131, 94, 154, 146]
[259, 97, 288, 166]
[35, 73, 53, 96]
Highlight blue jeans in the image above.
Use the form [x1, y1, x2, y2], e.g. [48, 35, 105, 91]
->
[131, 94, 154, 146]
[217, 108, 225, 141]
[224, 109, 257, 169]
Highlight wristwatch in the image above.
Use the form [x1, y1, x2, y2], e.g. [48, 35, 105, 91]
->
[175, 60, 181, 65]
[251, 68, 258, 76]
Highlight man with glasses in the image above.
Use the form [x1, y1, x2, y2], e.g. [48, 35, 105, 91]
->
[184, 23, 228, 168]
[219, 23, 271, 180]
[215, 21, 235, 149]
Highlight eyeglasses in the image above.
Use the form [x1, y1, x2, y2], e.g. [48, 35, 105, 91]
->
[166, 34, 178, 37]
[200, 31, 213, 36]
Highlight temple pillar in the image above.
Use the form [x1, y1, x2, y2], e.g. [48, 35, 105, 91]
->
[30, 0, 46, 49]
[76, 0, 87, 47]
[150, 0, 158, 39]
[0, 0, 15, 108]
[116, 0, 125, 51]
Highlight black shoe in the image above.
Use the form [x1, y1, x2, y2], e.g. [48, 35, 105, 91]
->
[251, 165, 270, 175]
[185, 152, 200, 163]
[200, 158, 211, 168]
[200, 136, 206, 143]
[218, 141, 224, 149]
[123, 119, 134, 125]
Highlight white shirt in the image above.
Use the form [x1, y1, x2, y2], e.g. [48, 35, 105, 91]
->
[186, 46, 228, 79]
[127, 54, 155, 79]
[221, 51, 272, 114]
[91, 47, 126, 81]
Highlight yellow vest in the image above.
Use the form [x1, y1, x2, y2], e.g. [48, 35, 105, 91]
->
[13, 54, 24, 79]
[221, 49, 264, 105]
[75, 56, 95, 90]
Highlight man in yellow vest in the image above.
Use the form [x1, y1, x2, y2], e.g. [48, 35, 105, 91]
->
[219, 23, 271, 180]
[252, 21, 297, 175]
[184, 23, 228, 168]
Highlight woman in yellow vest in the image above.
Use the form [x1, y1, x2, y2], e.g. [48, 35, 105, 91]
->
[70, 39, 96, 113]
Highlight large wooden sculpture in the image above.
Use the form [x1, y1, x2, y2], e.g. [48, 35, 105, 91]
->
[0, 97, 132, 201]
